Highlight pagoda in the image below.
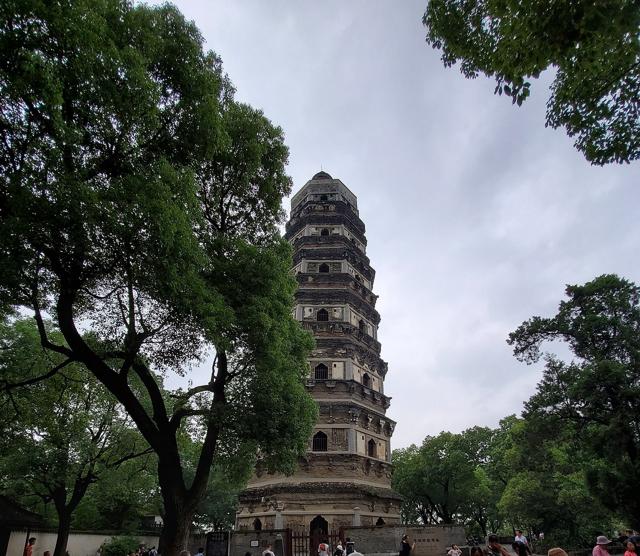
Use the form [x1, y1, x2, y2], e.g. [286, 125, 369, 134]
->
[236, 171, 401, 534]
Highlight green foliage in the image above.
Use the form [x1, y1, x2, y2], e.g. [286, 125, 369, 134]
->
[0, 1, 315, 552]
[508, 274, 640, 529]
[72, 457, 161, 531]
[392, 427, 497, 527]
[0, 319, 152, 554]
[423, 0, 640, 164]
[101, 536, 142, 556]
[394, 414, 617, 544]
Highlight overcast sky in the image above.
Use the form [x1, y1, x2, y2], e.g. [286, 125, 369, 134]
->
[160, 0, 640, 449]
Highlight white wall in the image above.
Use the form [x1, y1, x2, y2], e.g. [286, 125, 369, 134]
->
[6, 530, 160, 556]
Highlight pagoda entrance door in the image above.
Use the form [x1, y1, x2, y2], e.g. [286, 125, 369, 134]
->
[309, 515, 328, 554]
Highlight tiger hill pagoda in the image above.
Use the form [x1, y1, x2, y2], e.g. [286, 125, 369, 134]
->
[236, 171, 402, 534]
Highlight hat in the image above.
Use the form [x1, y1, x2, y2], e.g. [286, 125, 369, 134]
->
[548, 549, 568, 556]
[597, 537, 611, 545]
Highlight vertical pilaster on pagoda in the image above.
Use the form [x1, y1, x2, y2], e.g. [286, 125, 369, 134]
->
[236, 172, 401, 532]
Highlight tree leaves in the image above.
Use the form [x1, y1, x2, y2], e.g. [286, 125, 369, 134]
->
[510, 274, 640, 529]
[423, 0, 640, 164]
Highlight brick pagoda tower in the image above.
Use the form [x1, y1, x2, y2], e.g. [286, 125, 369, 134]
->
[236, 171, 401, 534]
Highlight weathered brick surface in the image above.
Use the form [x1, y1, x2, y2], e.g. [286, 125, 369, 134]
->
[341, 525, 466, 556]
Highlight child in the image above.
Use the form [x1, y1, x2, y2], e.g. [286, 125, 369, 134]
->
[625, 541, 637, 556]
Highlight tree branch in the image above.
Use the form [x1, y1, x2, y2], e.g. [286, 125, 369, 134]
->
[1, 358, 74, 391]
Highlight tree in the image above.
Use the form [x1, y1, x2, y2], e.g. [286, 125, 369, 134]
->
[392, 428, 491, 525]
[423, 0, 640, 165]
[508, 274, 640, 529]
[72, 456, 161, 531]
[0, 319, 152, 556]
[0, 2, 316, 554]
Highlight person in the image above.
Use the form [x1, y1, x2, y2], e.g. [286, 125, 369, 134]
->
[548, 549, 568, 556]
[625, 541, 637, 556]
[515, 531, 528, 546]
[334, 542, 345, 556]
[179, 551, 190, 556]
[148, 548, 158, 556]
[318, 541, 330, 556]
[593, 536, 612, 556]
[448, 545, 462, 556]
[195, 548, 204, 556]
[487, 535, 510, 556]
[513, 541, 531, 556]
[263, 544, 275, 556]
[345, 539, 355, 556]
[400, 534, 415, 556]
[23, 538, 36, 556]
[470, 548, 484, 556]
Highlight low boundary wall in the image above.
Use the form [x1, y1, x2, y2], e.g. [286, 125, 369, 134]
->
[4, 528, 160, 556]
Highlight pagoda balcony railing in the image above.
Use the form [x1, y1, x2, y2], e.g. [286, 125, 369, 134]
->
[300, 321, 382, 353]
[292, 245, 373, 280]
[291, 233, 368, 257]
[305, 378, 393, 411]
[286, 199, 366, 234]
[295, 283, 380, 323]
[296, 270, 377, 299]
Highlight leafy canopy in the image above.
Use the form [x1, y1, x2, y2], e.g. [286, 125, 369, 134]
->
[0, 0, 316, 552]
[508, 274, 640, 529]
[423, 0, 640, 164]
[0, 319, 152, 555]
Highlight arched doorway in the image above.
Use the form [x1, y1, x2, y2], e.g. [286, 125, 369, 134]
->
[320, 228, 330, 236]
[362, 373, 371, 388]
[253, 518, 262, 531]
[309, 515, 329, 553]
[317, 309, 329, 321]
[376, 517, 385, 526]
[368, 438, 377, 458]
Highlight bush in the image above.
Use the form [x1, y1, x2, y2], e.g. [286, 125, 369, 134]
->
[101, 535, 141, 556]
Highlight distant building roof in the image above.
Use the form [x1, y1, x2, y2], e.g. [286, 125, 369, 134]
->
[312, 171, 333, 180]
[0, 495, 46, 528]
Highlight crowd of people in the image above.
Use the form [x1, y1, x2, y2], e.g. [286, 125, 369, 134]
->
[398, 529, 640, 556]
[22, 528, 640, 556]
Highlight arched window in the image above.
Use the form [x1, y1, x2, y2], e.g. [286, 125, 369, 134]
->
[319, 263, 330, 273]
[317, 309, 329, 321]
[362, 373, 371, 388]
[314, 363, 329, 380]
[313, 431, 328, 452]
[358, 319, 366, 333]
[253, 518, 262, 531]
[367, 438, 377, 458]
[376, 517, 385, 526]
[320, 228, 330, 236]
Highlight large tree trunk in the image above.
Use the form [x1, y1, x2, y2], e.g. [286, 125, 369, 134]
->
[52, 511, 71, 556]
[159, 504, 194, 556]
[156, 451, 197, 556]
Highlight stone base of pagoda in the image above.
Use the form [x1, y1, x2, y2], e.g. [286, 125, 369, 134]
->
[236, 481, 402, 531]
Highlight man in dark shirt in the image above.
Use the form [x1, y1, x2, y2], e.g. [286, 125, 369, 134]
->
[400, 535, 415, 556]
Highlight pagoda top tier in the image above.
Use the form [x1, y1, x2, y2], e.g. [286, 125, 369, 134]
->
[290, 171, 359, 214]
